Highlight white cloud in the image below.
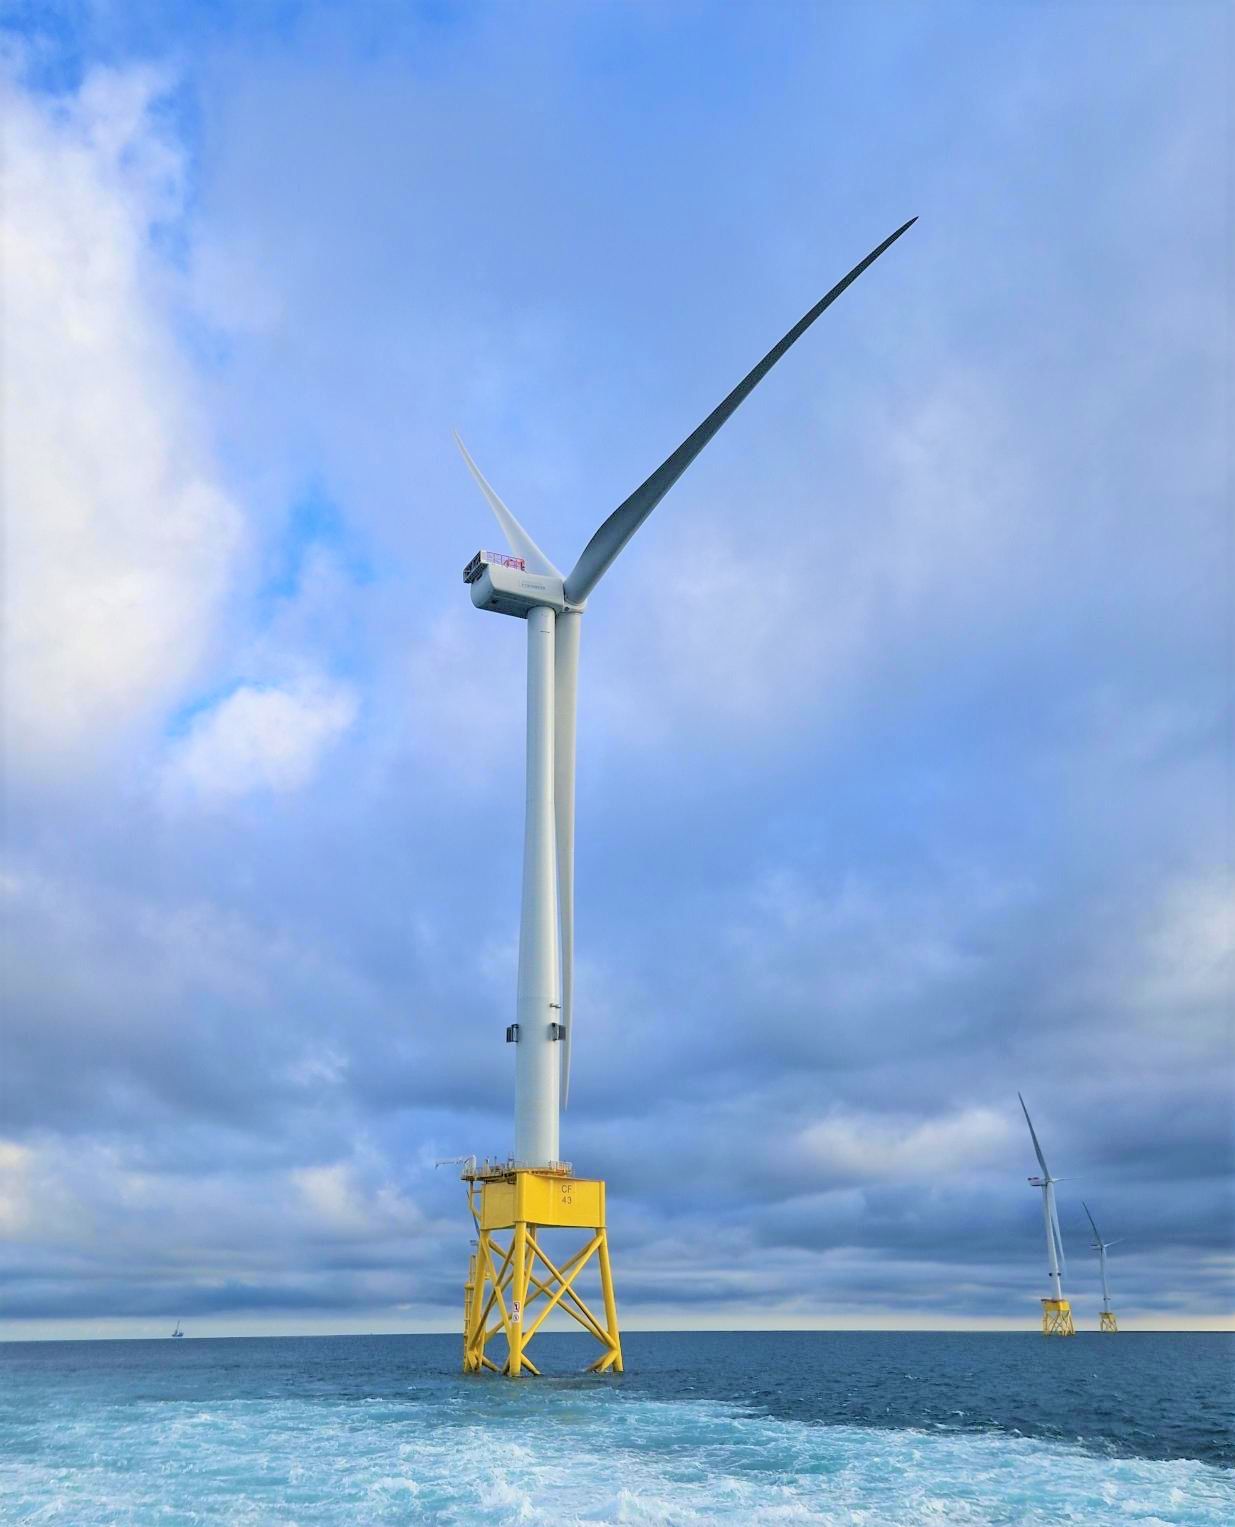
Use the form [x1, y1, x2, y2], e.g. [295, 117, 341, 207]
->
[292, 1158, 422, 1239]
[0, 1141, 36, 1234]
[0, 1138, 93, 1241]
[0, 65, 243, 772]
[585, 369, 1038, 752]
[165, 679, 357, 797]
[797, 1106, 1012, 1184]
[399, 608, 522, 787]
[731, 866, 1012, 1017]
[1140, 874, 1233, 1012]
[0, 1134, 427, 1268]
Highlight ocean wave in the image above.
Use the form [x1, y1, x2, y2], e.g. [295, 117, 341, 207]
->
[3, 1388, 1231, 1525]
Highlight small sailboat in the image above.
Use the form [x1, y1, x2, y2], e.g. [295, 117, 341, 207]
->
[171, 1320, 184, 1338]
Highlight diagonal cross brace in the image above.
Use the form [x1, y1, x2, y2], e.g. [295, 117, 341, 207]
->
[528, 1233, 612, 1345]
[522, 1232, 603, 1343]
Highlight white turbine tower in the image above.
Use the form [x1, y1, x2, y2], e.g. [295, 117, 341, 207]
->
[1083, 1200, 1122, 1332]
[454, 218, 918, 1377]
[1019, 1093, 1075, 1336]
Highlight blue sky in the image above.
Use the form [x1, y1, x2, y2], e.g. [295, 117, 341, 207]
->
[0, 0, 1230, 1337]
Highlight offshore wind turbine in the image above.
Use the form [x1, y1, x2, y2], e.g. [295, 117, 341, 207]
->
[1083, 1200, 1122, 1332]
[453, 218, 918, 1377]
[1019, 1093, 1075, 1336]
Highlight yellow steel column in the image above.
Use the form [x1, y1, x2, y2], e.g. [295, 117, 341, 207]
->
[464, 1232, 489, 1371]
[595, 1228, 623, 1373]
[508, 1219, 528, 1376]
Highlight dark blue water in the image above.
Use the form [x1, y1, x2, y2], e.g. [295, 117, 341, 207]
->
[2, 1332, 1232, 1524]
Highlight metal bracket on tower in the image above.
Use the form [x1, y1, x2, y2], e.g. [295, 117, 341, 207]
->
[505, 1024, 520, 1043]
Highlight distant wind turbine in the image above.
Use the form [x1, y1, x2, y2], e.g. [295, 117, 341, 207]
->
[1083, 1200, 1123, 1332]
[1019, 1093, 1076, 1336]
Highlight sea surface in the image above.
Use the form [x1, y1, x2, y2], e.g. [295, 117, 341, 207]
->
[1, 1331, 1231, 1524]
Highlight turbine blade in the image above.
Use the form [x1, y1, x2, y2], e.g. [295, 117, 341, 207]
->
[453, 432, 562, 577]
[562, 217, 918, 605]
[1082, 1199, 1102, 1246]
[554, 611, 581, 1106]
[1050, 1193, 1067, 1278]
[1018, 1093, 1052, 1180]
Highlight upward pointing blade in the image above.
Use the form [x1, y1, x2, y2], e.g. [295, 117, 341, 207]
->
[563, 217, 918, 605]
[1018, 1092, 1052, 1180]
[1082, 1199, 1103, 1246]
[453, 432, 562, 577]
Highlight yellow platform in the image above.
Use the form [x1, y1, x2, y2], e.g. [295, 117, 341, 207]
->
[1041, 1298, 1075, 1336]
[1100, 1309, 1118, 1332]
[462, 1166, 622, 1377]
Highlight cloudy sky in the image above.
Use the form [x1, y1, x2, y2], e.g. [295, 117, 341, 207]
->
[1, 0, 1230, 1340]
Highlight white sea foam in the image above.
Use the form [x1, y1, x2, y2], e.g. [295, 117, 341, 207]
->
[2, 1388, 1231, 1525]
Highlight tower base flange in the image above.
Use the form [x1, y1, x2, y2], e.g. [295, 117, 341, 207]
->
[461, 1165, 622, 1377]
[1041, 1297, 1075, 1336]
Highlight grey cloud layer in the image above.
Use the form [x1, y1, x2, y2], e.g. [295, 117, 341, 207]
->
[0, 1, 1230, 1334]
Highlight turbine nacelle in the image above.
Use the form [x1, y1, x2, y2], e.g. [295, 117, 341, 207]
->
[464, 550, 583, 618]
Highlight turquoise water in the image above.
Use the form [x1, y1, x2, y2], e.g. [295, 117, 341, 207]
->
[1, 1333, 1231, 1524]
